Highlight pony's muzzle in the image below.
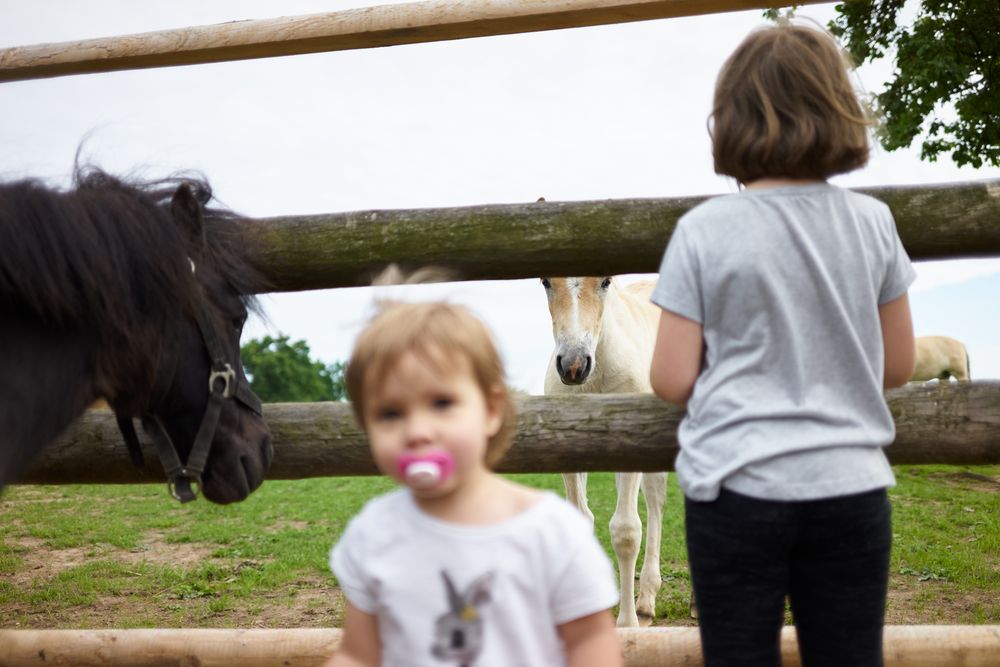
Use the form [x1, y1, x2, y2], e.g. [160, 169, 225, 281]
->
[556, 353, 592, 385]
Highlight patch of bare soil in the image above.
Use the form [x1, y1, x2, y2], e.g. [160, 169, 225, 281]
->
[3, 535, 995, 628]
[5, 533, 217, 588]
[925, 471, 1000, 494]
[886, 576, 998, 624]
[2, 576, 345, 630]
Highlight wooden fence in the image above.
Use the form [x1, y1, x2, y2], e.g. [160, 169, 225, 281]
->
[1, 626, 998, 667]
[22, 384, 1000, 483]
[16, 176, 1000, 482]
[0, 0, 831, 82]
[242, 180, 1000, 291]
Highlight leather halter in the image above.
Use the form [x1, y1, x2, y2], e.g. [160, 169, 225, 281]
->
[115, 271, 262, 503]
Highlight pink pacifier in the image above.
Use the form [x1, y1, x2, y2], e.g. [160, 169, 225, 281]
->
[397, 452, 455, 489]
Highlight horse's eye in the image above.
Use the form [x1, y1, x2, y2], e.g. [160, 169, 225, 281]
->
[540, 278, 551, 289]
[600, 277, 612, 289]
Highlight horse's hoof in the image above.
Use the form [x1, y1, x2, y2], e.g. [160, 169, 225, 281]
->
[636, 612, 655, 628]
[615, 613, 640, 628]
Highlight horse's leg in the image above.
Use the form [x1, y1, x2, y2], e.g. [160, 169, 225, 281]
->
[636, 471, 666, 625]
[957, 347, 971, 382]
[561, 472, 594, 529]
[610, 472, 642, 627]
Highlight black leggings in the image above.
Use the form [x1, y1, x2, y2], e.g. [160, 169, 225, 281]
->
[684, 487, 892, 667]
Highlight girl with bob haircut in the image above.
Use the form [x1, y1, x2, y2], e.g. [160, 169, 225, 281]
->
[650, 21, 916, 667]
[711, 20, 871, 183]
[326, 297, 622, 667]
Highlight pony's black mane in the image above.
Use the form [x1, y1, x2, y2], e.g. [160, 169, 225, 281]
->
[0, 167, 264, 399]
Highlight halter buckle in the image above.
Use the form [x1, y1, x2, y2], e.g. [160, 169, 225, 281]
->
[209, 363, 236, 398]
[167, 470, 202, 503]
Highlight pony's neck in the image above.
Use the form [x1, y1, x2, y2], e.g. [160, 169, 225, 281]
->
[0, 312, 97, 486]
[592, 282, 656, 393]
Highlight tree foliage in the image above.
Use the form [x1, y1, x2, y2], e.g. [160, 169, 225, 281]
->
[241, 335, 346, 403]
[829, 0, 1000, 168]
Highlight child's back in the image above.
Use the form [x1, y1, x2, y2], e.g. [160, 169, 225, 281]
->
[658, 183, 910, 501]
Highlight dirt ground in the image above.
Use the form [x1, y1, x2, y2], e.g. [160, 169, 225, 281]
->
[4, 469, 996, 628]
[2, 534, 994, 629]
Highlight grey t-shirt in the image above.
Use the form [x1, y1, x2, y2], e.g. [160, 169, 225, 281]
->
[652, 183, 916, 502]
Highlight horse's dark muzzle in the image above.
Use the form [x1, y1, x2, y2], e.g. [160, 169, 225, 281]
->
[556, 354, 593, 385]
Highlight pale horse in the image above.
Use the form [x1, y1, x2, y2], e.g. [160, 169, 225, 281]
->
[540, 276, 667, 627]
[910, 335, 971, 383]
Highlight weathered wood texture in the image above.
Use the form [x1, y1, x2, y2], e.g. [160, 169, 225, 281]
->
[20, 383, 1000, 484]
[1, 626, 998, 667]
[0, 0, 829, 83]
[241, 180, 1000, 292]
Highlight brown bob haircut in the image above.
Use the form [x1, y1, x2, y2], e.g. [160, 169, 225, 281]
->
[710, 22, 871, 183]
[345, 300, 517, 469]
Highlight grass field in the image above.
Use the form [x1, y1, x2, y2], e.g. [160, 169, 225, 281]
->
[1, 465, 997, 628]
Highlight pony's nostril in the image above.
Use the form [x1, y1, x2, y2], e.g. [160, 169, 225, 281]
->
[555, 355, 564, 373]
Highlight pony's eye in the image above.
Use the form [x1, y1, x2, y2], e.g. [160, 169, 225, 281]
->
[540, 278, 551, 289]
[600, 277, 612, 289]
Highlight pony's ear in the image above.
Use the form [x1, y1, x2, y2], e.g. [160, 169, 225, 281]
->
[170, 182, 207, 250]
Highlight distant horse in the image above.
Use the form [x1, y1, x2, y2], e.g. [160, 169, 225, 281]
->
[540, 276, 667, 627]
[0, 168, 272, 503]
[911, 335, 971, 383]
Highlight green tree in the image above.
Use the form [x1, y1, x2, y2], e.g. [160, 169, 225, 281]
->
[829, 1, 999, 168]
[240, 335, 346, 403]
[765, 3, 998, 168]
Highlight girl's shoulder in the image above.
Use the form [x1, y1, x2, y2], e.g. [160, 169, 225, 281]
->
[517, 490, 599, 537]
[682, 184, 892, 228]
[345, 489, 413, 535]
[679, 189, 758, 225]
[840, 187, 894, 218]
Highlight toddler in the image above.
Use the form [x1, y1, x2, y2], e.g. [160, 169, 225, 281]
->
[325, 299, 622, 667]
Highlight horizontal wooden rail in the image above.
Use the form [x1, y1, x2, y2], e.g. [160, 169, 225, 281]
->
[0, 626, 997, 666]
[0, 0, 828, 83]
[20, 383, 1000, 484]
[241, 180, 1000, 292]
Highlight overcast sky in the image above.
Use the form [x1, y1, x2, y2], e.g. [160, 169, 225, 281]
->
[2, 0, 999, 392]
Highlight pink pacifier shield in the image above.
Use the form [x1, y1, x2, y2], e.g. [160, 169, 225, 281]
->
[397, 452, 455, 489]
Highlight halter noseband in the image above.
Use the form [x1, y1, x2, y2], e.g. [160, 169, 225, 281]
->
[114, 261, 262, 503]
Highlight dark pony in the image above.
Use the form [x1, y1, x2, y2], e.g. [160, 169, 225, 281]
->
[0, 167, 272, 503]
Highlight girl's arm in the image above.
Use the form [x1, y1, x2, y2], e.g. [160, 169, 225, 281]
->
[879, 292, 915, 388]
[650, 308, 704, 406]
[323, 601, 381, 667]
[558, 610, 623, 667]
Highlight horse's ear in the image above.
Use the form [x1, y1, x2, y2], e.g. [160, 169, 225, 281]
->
[170, 183, 207, 248]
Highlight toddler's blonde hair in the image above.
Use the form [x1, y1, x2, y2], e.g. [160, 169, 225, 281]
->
[346, 299, 517, 469]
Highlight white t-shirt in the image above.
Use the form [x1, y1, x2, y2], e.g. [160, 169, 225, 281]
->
[330, 489, 618, 667]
